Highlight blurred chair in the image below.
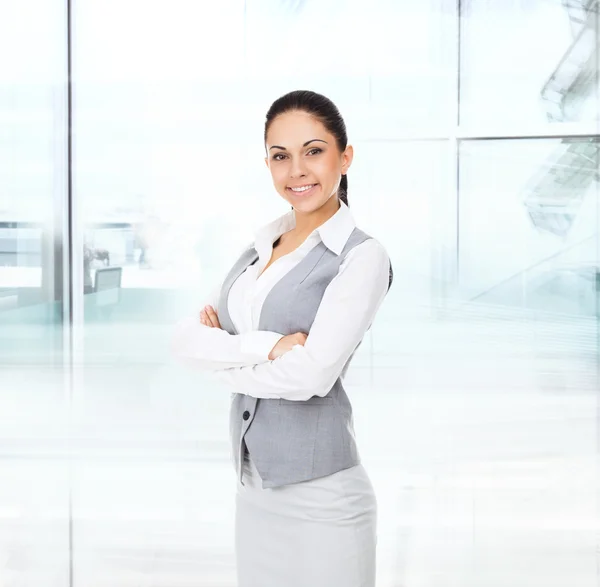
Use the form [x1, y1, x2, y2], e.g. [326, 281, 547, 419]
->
[93, 266, 122, 319]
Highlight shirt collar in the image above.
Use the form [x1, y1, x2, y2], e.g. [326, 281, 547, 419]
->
[253, 200, 356, 257]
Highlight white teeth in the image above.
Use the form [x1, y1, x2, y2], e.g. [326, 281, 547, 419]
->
[290, 185, 315, 192]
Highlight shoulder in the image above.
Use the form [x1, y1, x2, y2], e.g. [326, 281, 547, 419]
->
[339, 236, 391, 278]
[344, 235, 390, 265]
[222, 242, 258, 273]
[338, 235, 393, 291]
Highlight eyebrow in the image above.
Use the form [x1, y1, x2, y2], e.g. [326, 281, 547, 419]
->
[268, 139, 328, 151]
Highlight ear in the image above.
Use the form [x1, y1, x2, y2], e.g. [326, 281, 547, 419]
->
[264, 156, 269, 168]
[342, 144, 354, 174]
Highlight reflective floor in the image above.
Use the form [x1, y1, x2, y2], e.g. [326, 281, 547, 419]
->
[1, 305, 599, 586]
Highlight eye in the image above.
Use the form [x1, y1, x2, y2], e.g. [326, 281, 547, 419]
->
[272, 153, 287, 161]
[307, 148, 322, 156]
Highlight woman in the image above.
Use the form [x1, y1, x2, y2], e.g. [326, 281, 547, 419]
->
[172, 90, 393, 587]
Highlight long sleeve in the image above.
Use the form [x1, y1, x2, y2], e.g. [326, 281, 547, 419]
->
[171, 280, 285, 371]
[211, 239, 391, 400]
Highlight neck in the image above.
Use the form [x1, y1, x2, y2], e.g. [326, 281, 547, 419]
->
[292, 197, 340, 240]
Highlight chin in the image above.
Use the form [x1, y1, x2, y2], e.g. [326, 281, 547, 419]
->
[290, 199, 324, 211]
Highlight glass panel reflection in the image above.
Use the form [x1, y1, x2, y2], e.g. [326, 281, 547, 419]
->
[459, 137, 599, 318]
[460, 0, 600, 126]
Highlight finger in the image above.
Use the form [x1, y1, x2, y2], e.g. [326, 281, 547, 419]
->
[205, 306, 220, 329]
[200, 310, 211, 327]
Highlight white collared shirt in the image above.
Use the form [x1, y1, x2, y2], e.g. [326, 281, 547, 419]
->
[171, 201, 391, 401]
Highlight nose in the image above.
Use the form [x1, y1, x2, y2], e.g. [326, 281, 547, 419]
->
[289, 157, 307, 179]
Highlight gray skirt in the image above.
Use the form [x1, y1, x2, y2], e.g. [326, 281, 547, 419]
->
[235, 450, 378, 587]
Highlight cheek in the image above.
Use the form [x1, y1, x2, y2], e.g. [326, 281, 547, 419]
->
[316, 157, 341, 181]
[271, 166, 288, 187]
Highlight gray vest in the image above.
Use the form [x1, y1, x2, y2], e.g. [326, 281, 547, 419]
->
[217, 227, 392, 488]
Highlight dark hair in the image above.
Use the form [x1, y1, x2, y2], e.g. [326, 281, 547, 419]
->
[264, 90, 350, 207]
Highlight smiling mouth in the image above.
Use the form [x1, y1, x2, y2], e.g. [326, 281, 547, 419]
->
[287, 184, 318, 196]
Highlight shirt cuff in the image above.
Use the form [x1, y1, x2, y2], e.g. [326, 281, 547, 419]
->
[240, 331, 285, 361]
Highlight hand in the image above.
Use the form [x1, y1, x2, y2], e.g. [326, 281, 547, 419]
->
[200, 305, 222, 329]
[268, 332, 308, 360]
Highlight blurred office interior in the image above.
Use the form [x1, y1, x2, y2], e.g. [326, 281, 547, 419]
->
[0, 0, 599, 585]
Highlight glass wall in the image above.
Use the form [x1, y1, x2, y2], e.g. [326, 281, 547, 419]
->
[1, 0, 599, 585]
[0, 1, 71, 585]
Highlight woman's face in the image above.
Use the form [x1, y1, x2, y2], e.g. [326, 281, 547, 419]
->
[264, 110, 353, 215]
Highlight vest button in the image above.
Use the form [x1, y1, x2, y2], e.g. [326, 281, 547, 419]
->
[243, 410, 250, 421]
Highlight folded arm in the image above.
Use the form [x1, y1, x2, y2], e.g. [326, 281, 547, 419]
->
[171, 283, 285, 371]
[212, 239, 391, 401]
